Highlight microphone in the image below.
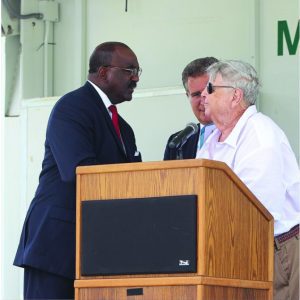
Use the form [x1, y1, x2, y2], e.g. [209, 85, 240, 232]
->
[168, 122, 198, 149]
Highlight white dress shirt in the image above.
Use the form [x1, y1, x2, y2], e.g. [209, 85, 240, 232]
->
[88, 80, 126, 151]
[196, 105, 300, 235]
[88, 80, 113, 116]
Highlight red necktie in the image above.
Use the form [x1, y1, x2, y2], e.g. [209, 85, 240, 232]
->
[109, 105, 121, 139]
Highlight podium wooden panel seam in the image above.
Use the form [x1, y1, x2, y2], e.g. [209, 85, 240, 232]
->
[74, 276, 272, 290]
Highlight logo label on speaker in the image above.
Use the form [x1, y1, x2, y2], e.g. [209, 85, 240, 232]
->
[179, 260, 190, 266]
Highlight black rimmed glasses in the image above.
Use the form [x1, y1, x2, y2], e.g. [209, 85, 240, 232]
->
[105, 66, 142, 77]
[207, 82, 235, 94]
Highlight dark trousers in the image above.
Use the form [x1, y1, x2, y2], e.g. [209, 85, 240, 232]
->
[24, 267, 74, 300]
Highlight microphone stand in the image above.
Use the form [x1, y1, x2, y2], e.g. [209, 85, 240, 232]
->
[175, 144, 184, 160]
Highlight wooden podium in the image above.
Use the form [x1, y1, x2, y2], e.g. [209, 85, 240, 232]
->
[75, 159, 274, 300]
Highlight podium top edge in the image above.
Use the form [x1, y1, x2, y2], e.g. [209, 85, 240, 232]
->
[76, 159, 274, 222]
[76, 159, 224, 175]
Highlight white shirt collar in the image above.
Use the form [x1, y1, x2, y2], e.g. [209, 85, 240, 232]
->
[88, 80, 113, 111]
[200, 122, 214, 129]
[214, 105, 257, 148]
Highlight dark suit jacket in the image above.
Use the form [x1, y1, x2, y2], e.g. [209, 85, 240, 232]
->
[163, 124, 200, 160]
[14, 82, 142, 279]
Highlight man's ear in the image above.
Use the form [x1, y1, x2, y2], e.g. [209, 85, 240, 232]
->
[232, 88, 244, 107]
[97, 66, 107, 79]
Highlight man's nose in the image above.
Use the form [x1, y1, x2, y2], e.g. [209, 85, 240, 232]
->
[201, 87, 208, 97]
[131, 74, 140, 82]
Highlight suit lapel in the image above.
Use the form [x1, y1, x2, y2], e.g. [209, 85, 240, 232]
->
[106, 113, 127, 157]
[85, 82, 128, 158]
[183, 123, 200, 159]
[190, 133, 199, 158]
[190, 124, 200, 158]
[119, 116, 133, 161]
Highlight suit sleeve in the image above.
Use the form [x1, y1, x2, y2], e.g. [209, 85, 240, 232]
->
[163, 134, 177, 160]
[46, 98, 100, 182]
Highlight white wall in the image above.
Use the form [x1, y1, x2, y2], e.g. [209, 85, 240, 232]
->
[2, 0, 299, 299]
[86, 0, 258, 89]
[259, 0, 299, 160]
[2, 117, 24, 300]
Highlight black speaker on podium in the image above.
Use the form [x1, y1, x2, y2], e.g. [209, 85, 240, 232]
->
[81, 195, 197, 276]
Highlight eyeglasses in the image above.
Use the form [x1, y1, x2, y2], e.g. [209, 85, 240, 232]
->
[105, 66, 142, 77]
[206, 82, 235, 94]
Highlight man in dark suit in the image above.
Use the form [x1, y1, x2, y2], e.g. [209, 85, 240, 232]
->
[14, 41, 142, 299]
[164, 57, 218, 160]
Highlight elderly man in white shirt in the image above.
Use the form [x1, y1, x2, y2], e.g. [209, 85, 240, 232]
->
[197, 60, 300, 300]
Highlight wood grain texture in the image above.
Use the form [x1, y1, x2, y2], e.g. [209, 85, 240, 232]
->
[75, 159, 274, 300]
[78, 285, 197, 300]
[76, 159, 273, 220]
[76, 174, 81, 279]
[201, 285, 270, 300]
[74, 276, 272, 289]
[202, 167, 272, 281]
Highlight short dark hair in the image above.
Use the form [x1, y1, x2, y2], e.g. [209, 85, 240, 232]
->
[88, 42, 131, 73]
[182, 57, 218, 91]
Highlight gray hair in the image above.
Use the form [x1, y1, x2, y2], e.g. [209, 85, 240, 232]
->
[207, 60, 260, 105]
[182, 57, 218, 92]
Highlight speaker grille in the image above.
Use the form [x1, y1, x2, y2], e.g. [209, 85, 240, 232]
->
[81, 195, 197, 276]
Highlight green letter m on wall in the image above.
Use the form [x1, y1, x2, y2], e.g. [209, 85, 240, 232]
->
[278, 20, 299, 55]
